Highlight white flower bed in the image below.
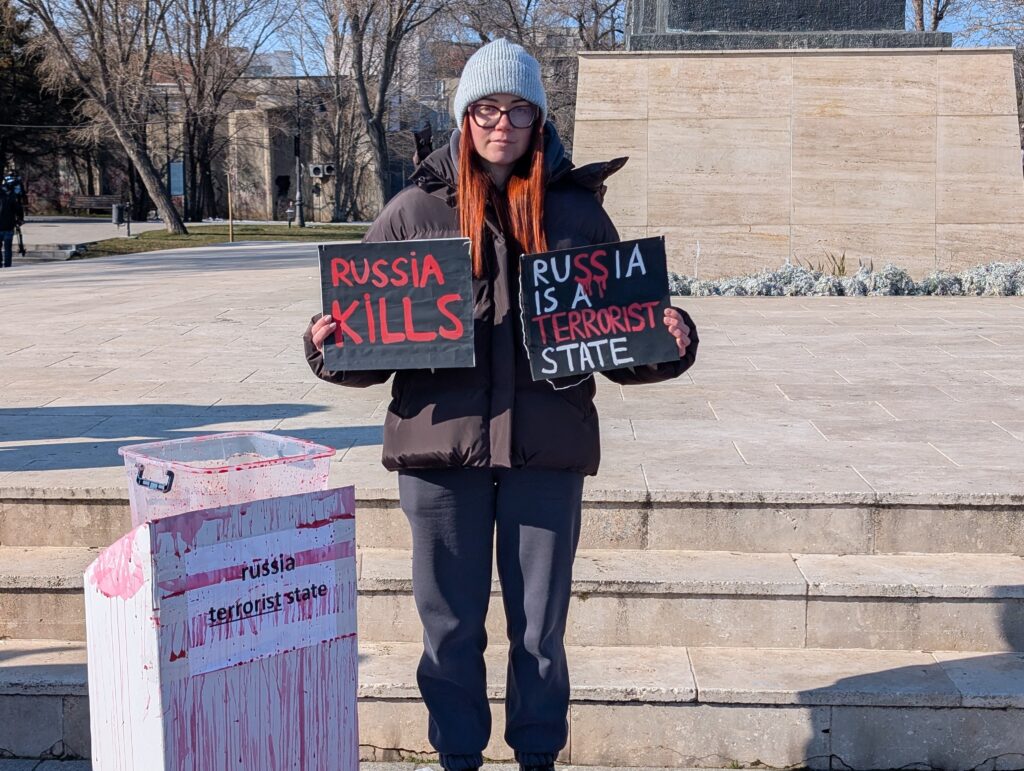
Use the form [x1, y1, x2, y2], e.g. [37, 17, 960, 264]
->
[669, 261, 1024, 297]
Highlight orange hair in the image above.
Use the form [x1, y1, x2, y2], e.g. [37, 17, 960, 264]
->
[458, 115, 548, 278]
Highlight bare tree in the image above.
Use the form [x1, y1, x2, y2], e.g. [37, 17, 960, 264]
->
[908, 0, 966, 31]
[19, 0, 187, 232]
[556, 0, 625, 50]
[291, 0, 372, 220]
[456, 0, 547, 44]
[161, 0, 287, 221]
[959, 0, 1024, 41]
[345, 0, 450, 206]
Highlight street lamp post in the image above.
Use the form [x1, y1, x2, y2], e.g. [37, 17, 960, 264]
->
[294, 81, 305, 228]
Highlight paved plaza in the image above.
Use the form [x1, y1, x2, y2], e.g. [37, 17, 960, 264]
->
[1, 243, 1023, 504]
[2, 243, 1024, 768]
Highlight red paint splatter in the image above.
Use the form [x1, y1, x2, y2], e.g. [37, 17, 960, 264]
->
[88, 529, 145, 599]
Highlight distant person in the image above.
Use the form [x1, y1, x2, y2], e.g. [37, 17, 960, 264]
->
[0, 175, 25, 268]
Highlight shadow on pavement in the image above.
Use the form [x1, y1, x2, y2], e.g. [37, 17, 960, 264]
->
[0, 403, 384, 472]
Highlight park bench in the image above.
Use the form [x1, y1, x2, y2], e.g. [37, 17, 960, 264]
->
[67, 194, 122, 214]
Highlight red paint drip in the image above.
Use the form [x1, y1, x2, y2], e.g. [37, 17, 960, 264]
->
[297, 512, 354, 529]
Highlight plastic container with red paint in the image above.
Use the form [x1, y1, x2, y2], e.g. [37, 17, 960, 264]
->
[118, 432, 335, 527]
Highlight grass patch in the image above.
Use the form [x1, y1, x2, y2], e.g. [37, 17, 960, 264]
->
[76, 223, 370, 259]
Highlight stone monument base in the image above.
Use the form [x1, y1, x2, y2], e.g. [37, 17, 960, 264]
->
[572, 48, 1024, 280]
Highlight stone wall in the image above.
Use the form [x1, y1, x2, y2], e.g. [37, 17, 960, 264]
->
[572, 48, 1024, 279]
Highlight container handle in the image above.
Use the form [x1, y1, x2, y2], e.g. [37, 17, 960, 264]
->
[135, 465, 175, 493]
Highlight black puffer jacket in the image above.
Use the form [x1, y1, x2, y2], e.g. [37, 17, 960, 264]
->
[304, 124, 698, 475]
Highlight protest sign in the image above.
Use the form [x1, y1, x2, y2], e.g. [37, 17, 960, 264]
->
[519, 236, 678, 380]
[85, 488, 358, 771]
[319, 238, 474, 371]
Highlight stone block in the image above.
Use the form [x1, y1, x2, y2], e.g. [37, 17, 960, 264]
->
[359, 641, 697, 703]
[647, 502, 872, 553]
[578, 503, 648, 550]
[569, 702, 830, 769]
[572, 120, 647, 226]
[793, 53, 937, 117]
[567, 644, 696, 702]
[0, 590, 86, 641]
[872, 505, 1024, 554]
[937, 223, 1024, 271]
[361, 590, 807, 649]
[641, 458, 876, 499]
[654, 225, 791, 280]
[0, 499, 129, 549]
[357, 594, 425, 643]
[358, 501, 649, 552]
[939, 51, 1019, 117]
[571, 549, 807, 596]
[358, 699, 521, 761]
[0, 639, 88, 697]
[805, 598, 1024, 652]
[933, 651, 1024, 708]
[937, 115, 1024, 224]
[795, 553, 1024, 599]
[61, 696, 90, 758]
[790, 223, 936, 278]
[830, 706, 1024, 770]
[647, 56, 792, 119]
[355, 500, 410, 550]
[575, 56, 647, 122]
[689, 647, 960, 707]
[648, 118, 791, 227]
[0, 694, 64, 758]
[566, 595, 806, 647]
[792, 115, 936, 226]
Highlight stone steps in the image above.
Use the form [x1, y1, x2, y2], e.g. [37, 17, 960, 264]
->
[2, 638, 1022, 767]
[360, 548, 1024, 651]
[3, 492, 1024, 555]
[4, 545, 1023, 652]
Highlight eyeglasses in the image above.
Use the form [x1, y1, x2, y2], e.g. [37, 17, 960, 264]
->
[468, 103, 538, 129]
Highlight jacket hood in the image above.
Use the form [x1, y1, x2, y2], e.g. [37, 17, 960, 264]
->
[410, 121, 626, 205]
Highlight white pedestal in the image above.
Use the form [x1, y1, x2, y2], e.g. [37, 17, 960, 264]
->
[84, 487, 358, 770]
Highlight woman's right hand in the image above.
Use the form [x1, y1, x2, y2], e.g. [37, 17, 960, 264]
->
[310, 314, 337, 353]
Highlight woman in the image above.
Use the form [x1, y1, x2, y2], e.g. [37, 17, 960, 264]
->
[304, 38, 698, 771]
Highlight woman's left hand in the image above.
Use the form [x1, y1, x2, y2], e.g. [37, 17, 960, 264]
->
[663, 308, 692, 358]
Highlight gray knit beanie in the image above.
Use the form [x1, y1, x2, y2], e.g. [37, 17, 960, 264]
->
[453, 39, 548, 128]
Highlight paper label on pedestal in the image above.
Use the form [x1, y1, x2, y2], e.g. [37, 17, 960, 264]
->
[155, 496, 357, 676]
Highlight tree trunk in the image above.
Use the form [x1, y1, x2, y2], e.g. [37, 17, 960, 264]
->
[911, 0, 925, 31]
[113, 122, 188, 233]
[85, 154, 96, 195]
[331, 101, 344, 221]
[185, 118, 202, 221]
[200, 155, 218, 218]
[366, 116, 390, 209]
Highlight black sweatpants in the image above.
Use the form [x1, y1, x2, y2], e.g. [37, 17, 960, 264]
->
[397, 467, 584, 771]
